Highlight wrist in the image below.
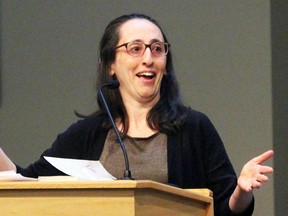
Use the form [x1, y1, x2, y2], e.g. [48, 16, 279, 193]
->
[229, 186, 253, 214]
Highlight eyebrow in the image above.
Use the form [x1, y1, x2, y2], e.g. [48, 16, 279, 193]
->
[131, 38, 164, 43]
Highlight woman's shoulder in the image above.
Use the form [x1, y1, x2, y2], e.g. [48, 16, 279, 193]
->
[63, 113, 107, 134]
[185, 108, 211, 123]
[181, 108, 217, 132]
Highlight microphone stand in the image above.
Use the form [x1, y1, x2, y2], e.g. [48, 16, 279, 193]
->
[100, 81, 133, 180]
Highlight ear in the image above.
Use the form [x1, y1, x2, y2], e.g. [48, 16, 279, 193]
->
[109, 63, 116, 76]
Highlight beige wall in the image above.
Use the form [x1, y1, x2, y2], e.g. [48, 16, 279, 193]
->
[1, 1, 280, 215]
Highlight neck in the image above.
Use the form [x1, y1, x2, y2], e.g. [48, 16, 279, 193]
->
[121, 96, 159, 138]
[127, 111, 156, 138]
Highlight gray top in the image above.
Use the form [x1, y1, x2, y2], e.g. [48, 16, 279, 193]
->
[100, 129, 168, 183]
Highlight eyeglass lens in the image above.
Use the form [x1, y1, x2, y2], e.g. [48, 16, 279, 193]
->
[127, 42, 168, 57]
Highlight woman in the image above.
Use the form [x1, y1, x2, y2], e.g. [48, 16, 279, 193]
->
[0, 14, 273, 216]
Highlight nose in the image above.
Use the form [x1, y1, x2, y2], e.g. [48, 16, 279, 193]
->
[142, 47, 154, 65]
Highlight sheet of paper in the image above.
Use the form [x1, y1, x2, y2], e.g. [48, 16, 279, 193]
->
[0, 170, 37, 181]
[44, 156, 116, 181]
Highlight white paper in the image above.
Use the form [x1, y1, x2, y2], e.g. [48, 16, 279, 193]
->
[0, 170, 37, 181]
[44, 156, 116, 181]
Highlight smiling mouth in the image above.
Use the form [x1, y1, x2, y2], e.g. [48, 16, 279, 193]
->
[136, 72, 156, 79]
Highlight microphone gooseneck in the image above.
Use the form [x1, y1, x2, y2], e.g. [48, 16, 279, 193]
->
[105, 80, 120, 89]
[100, 80, 133, 180]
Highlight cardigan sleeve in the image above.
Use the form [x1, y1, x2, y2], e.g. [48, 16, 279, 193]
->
[168, 109, 254, 216]
[16, 120, 86, 178]
[16, 115, 106, 178]
[198, 112, 254, 216]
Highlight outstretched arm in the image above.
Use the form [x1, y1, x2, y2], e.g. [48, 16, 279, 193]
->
[229, 150, 274, 214]
[0, 148, 16, 171]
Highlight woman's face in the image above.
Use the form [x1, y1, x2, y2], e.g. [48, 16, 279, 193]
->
[110, 18, 167, 105]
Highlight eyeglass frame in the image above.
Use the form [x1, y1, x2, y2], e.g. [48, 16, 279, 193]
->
[115, 40, 170, 57]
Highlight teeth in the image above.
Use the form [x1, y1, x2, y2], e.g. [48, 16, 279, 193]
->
[137, 72, 154, 77]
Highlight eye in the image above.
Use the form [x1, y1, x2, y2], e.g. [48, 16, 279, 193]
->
[152, 43, 164, 54]
[128, 42, 143, 54]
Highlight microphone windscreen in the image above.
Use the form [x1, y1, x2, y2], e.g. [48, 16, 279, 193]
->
[108, 80, 120, 89]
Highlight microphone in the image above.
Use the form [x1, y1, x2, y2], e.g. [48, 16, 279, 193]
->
[103, 80, 120, 89]
[99, 80, 133, 180]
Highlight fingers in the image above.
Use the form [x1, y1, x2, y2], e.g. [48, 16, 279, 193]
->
[256, 173, 269, 182]
[238, 150, 274, 192]
[251, 173, 270, 189]
[259, 165, 274, 174]
[241, 174, 269, 192]
[251, 180, 261, 189]
[253, 150, 274, 164]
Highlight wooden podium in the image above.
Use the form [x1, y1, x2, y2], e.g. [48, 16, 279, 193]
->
[0, 180, 214, 216]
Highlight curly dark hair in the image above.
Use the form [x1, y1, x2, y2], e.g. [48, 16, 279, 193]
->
[95, 13, 188, 135]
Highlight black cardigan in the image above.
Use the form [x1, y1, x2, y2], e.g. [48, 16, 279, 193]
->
[17, 109, 254, 216]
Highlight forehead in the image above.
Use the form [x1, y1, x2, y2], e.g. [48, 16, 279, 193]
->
[118, 18, 164, 43]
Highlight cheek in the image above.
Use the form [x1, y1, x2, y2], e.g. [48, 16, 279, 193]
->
[158, 59, 167, 75]
[111, 56, 135, 75]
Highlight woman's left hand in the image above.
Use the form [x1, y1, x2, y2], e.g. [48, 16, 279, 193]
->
[237, 150, 274, 192]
